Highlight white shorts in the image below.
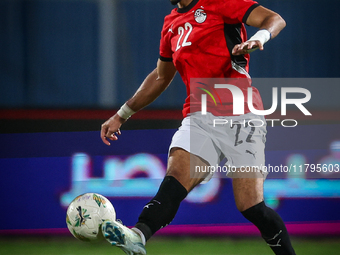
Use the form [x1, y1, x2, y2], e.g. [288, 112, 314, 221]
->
[169, 112, 267, 181]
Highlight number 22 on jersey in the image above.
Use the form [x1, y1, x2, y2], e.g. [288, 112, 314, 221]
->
[175, 22, 193, 51]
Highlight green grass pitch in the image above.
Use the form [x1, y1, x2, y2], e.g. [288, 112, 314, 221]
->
[0, 236, 339, 255]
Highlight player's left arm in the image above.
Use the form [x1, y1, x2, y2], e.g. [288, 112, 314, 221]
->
[100, 59, 176, 146]
[232, 6, 286, 55]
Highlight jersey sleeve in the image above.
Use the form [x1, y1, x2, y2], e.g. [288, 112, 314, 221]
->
[217, 0, 259, 24]
[159, 16, 173, 62]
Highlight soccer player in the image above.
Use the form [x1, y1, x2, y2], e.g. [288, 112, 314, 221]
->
[100, 0, 296, 254]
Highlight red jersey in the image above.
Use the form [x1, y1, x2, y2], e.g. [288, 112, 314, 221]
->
[159, 0, 264, 117]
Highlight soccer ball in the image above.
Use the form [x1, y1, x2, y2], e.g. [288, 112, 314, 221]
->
[66, 193, 116, 242]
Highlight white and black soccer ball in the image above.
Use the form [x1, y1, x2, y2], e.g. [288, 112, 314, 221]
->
[66, 193, 116, 242]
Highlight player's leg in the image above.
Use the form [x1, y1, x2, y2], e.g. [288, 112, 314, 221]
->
[233, 177, 296, 255]
[167, 147, 209, 191]
[102, 148, 208, 255]
[102, 114, 215, 254]
[134, 147, 209, 241]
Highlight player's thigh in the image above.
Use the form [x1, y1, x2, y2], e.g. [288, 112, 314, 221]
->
[232, 176, 264, 212]
[167, 147, 209, 192]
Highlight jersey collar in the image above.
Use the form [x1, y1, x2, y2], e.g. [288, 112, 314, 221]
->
[177, 0, 199, 13]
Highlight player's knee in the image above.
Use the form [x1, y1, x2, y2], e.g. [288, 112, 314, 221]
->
[233, 178, 264, 212]
[165, 170, 189, 191]
[236, 200, 260, 212]
[167, 149, 192, 191]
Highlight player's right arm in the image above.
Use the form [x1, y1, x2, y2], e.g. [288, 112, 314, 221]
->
[100, 59, 176, 145]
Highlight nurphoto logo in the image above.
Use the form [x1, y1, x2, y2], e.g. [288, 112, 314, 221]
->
[198, 83, 311, 127]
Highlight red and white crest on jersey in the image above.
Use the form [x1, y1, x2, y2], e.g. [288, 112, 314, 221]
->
[194, 8, 207, 23]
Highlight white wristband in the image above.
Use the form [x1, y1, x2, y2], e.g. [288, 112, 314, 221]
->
[117, 103, 136, 120]
[248, 29, 271, 46]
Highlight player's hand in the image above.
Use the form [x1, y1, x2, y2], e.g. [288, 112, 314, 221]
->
[232, 40, 263, 56]
[100, 114, 126, 146]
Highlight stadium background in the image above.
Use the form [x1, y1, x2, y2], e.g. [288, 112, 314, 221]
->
[0, 0, 340, 254]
